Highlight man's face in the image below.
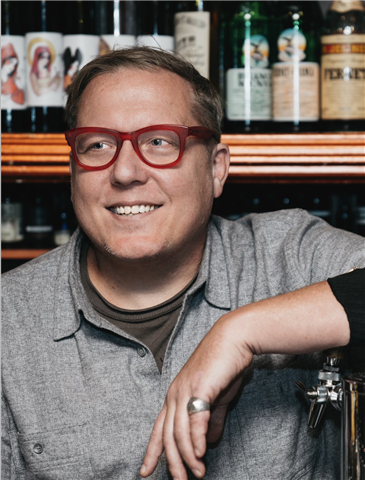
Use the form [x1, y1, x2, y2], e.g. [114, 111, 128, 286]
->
[71, 68, 228, 265]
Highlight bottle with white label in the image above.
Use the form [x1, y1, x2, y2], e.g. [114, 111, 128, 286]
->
[175, 1, 210, 79]
[321, 0, 365, 132]
[272, 1, 322, 133]
[96, 1, 136, 55]
[224, 1, 272, 133]
[1, 1, 28, 132]
[63, 1, 99, 104]
[25, 1, 65, 132]
[137, 1, 175, 51]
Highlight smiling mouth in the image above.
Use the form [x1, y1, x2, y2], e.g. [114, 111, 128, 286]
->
[108, 205, 162, 216]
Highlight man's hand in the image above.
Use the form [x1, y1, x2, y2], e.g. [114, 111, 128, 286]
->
[140, 312, 253, 479]
[140, 281, 350, 479]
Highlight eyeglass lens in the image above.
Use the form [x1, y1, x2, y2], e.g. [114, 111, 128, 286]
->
[75, 129, 181, 167]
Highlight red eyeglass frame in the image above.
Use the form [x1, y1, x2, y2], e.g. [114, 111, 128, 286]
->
[64, 124, 216, 171]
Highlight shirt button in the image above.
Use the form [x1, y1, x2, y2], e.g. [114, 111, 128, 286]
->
[33, 443, 44, 454]
[137, 346, 146, 357]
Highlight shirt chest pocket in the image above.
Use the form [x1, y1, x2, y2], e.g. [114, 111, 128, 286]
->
[16, 423, 94, 479]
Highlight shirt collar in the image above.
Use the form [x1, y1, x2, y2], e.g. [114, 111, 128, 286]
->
[53, 217, 231, 340]
[194, 217, 231, 310]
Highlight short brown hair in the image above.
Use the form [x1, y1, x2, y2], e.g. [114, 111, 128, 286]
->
[64, 46, 222, 143]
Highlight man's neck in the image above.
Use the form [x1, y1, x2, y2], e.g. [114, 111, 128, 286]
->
[86, 241, 205, 310]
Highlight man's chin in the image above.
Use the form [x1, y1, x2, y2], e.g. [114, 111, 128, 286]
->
[101, 240, 168, 264]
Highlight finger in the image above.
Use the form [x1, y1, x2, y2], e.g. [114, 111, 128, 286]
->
[173, 403, 207, 478]
[206, 404, 229, 444]
[163, 399, 191, 480]
[189, 410, 210, 459]
[140, 407, 166, 477]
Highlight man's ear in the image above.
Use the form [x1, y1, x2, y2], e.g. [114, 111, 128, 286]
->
[212, 143, 230, 199]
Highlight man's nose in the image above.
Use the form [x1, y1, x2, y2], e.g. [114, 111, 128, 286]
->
[110, 139, 149, 186]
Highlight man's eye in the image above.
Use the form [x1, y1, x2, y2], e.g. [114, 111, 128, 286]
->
[150, 138, 166, 147]
[90, 142, 106, 150]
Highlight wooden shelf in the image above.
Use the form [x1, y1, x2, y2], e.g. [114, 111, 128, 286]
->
[1, 249, 51, 260]
[1, 132, 364, 183]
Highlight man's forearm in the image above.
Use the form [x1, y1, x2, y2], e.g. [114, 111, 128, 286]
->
[219, 280, 350, 358]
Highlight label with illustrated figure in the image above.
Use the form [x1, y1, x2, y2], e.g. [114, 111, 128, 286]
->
[226, 68, 272, 120]
[321, 34, 365, 120]
[272, 62, 319, 121]
[1, 35, 26, 110]
[63, 34, 99, 94]
[175, 11, 210, 78]
[26, 32, 63, 107]
[277, 28, 307, 63]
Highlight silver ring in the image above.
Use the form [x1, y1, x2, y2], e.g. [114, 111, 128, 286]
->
[187, 397, 211, 414]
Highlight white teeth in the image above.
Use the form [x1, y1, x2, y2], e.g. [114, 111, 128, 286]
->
[111, 204, 159, 216]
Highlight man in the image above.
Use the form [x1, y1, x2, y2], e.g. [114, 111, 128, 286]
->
[2, 46, 365, 480]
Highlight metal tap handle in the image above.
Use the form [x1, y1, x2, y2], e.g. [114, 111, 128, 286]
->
[295, 381, 329, 428]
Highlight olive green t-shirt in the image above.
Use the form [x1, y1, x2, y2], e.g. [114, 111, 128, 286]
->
[80, 241, 195, 373]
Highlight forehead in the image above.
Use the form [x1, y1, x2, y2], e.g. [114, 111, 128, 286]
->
[76, 68, 197, 129]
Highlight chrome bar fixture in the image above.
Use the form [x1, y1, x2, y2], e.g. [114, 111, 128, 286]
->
[296, 350, 365, 479]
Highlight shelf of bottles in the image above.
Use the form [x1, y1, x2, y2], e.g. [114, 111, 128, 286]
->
[2, 1, 365, 265]
[2, 132, 365, 183]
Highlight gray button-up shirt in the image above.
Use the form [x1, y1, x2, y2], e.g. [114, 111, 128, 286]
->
[2, 210, 365, 480]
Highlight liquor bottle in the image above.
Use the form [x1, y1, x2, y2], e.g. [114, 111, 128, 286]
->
[96, 1, 136, 54]
[1, 1, 28, 132]
[63, 1, 99, 103]
[272, 2, 322, 133]
[137, 1, 175, 51]
[25, 1, 65, 132]
[321, 1, 365, 132]
[1, 184, 24, 248]
[53, 190, 73, 247]
[24, 188, 53, 248]
[224, 1, 272, 134]
[175, 1, 210, 78]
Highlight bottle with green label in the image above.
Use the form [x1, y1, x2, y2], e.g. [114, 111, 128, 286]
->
[321, 0, 365, 132]
[224, 1, 272, 133]
[271, 1, 323, 132]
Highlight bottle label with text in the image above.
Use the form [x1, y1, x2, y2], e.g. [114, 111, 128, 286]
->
[321, 34, 365, 120]
[175, 11, 210, 79]
[272, 62, 320, 121]
[1, 35, 26, 110]
[226, 68, 272, 121]
[25, 32, 64, 107]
